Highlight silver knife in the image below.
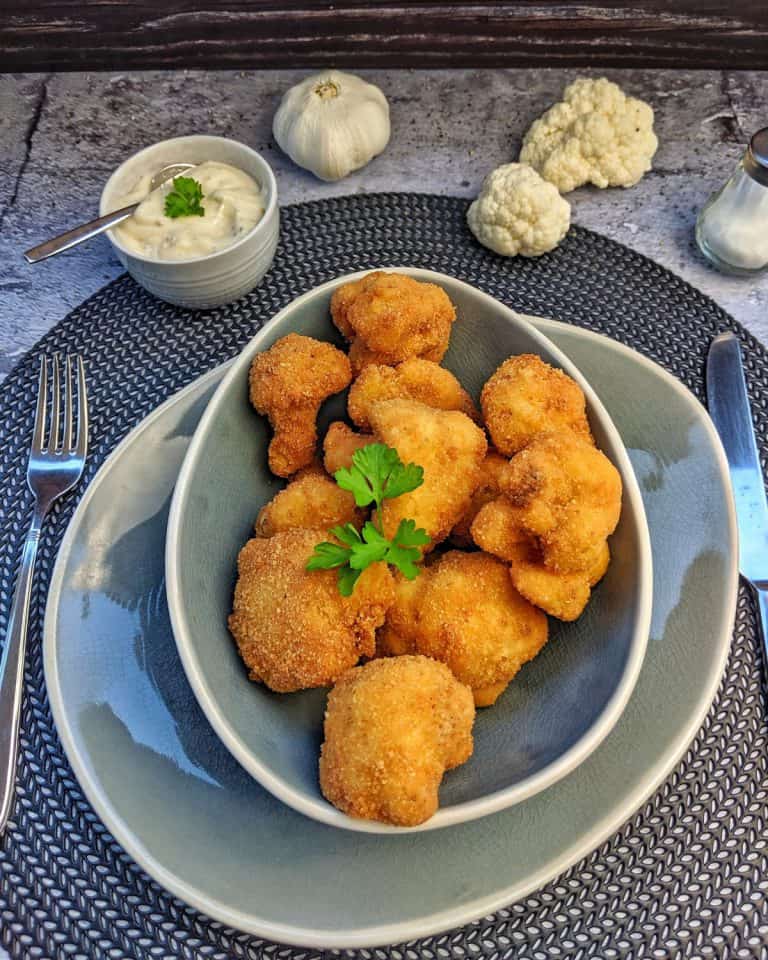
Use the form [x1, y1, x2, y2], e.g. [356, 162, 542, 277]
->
[707, 331, 768, 670]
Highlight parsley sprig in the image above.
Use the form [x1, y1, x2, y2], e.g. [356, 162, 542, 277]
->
[307, 443, 430, 595]
[164, 176, 205, 219]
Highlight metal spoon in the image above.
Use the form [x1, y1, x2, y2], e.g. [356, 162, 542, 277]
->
[23, 162, 196, 264]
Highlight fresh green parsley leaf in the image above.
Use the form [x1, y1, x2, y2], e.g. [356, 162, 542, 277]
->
[329, 523, 362, 548]
[382, 461, 424, 501]
[335, 443, 424, 509]
[347, 521, 390, 570]
[307, 442, 430, 595]
[164, 176, 205, 219]
[385, 519, 431, 579]
[337, 566, 362, 597]
[306, 541, 350, 571]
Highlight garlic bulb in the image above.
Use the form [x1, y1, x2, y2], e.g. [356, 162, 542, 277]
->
[273, 70, 390, 182]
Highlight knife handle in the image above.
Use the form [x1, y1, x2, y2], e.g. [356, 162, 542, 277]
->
[754, 585, 768, 672]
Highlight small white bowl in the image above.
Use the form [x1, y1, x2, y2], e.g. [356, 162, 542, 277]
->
[100, 135, 279, 310]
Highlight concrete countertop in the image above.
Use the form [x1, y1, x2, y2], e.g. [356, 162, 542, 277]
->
[0, 68, 766, 381]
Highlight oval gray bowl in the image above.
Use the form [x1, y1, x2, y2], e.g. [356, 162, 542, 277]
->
[165, 268, 653, 834]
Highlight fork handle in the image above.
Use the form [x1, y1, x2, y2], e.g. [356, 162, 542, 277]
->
[0, 503, 47, 834]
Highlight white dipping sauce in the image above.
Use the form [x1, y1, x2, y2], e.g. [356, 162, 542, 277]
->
[113, 161, 266, 260]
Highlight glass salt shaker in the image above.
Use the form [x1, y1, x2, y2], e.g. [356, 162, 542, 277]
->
[696, 127, 768, 275]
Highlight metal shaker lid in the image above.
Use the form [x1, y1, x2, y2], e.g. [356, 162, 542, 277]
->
[744, 127, 768, 187]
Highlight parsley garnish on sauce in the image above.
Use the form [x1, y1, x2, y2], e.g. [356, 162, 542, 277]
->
[307, 443, 430, 596]
[164, 176, 205, 219]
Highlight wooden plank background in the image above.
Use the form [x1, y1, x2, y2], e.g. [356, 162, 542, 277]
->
[2, 1, 768, 72]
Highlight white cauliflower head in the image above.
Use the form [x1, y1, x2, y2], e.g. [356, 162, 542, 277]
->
[520, 77, 658, 192]
[467, 163, 571, 258]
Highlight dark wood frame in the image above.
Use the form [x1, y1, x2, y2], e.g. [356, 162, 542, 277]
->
[2, 1, 767, 72]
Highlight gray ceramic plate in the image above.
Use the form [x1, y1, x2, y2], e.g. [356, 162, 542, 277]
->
[43, 319, 737, 948]
[165, 269, 653, 833]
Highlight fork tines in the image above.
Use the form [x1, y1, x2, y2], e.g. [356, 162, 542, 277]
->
[34, 355, 88, 457]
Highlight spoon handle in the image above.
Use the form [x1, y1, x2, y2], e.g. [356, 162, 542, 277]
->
[23, 203, 138, 263]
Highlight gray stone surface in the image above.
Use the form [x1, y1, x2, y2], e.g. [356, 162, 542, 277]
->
[0, 68, 766, 380]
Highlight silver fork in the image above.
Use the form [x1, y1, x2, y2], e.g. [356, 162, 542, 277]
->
[0, 355, 88, 834]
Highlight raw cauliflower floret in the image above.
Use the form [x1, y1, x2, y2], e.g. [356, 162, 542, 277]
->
[467, 163, 571, 257]
[520, 77, 658, 192]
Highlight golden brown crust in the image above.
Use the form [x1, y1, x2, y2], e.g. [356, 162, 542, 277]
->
[469, 497, 531, 562]
[255, 470, 364, 538]
[348, 358, 479, 431]
[322, 421, 374, 474]
[228, 529, 394, 692]
[379, 551, 548, 707]
[481, 354, 592, 456]
[367, 399, 488, 550]
[501, 431, 622, 573]
[451, 450, 509, 547]
[471, 495, 612, 620]
[330, 272, 456, 374]
[249, 334, 352, 477]
[319, 655, 475, 826]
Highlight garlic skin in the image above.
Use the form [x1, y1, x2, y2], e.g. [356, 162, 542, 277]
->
[273, 70, 390, 182]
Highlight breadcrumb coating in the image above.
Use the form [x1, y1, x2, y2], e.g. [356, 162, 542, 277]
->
[228, 529, 393, 692]
[501, 431, 621, 573]
[481, 354, 592, 456]
[322, 421, 374, 474]
[379, 551, 548, 706]
[319, 655, 475, 826]
[368, 399, 487, 550]
[255, 466, 364, 538]
[451, 449, 509, 547]
[250, 334, 352, 477]
[348, 358, 479, 431]
[330, 272, 456, 374]
[510, 539, 610, 621]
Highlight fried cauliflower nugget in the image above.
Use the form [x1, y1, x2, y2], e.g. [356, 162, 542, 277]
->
[471, 497, 610, 620]
[367, 399, 487, 549]
[481, 354, 592, 456]
[249, 334, 352, 477]
[502, 432, 621, 573]
[348, 358, 479, 431]
[379, 552, 548, 707]
[330, 272, 456, 374]
[228, 529, 393, 692]
[255, 466, 364, 538]
[470, 497, 531, 561]
[472, 497, 610, 620]
[451, 449, 509, 547]
[510, 540, 610, 622]
[319, 655, 475, 826]
[323, 421, 374, 474]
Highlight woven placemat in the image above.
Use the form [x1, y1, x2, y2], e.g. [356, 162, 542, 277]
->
[1, 194, 767, 960]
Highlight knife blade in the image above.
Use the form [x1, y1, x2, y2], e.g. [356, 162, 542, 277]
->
[706, 331, 768, 587]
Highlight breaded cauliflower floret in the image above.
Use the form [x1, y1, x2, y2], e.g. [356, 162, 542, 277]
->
[379, 551, 548, 707]
[520, 77, 658, 192]
[450, 449, 509, 547]
[481, 353, 592, 456]
[502, 432, 622, 574]
[250, 334, 352, 477]
[467, 163, 571, 257]
[510, 539, 610, 622]
[368, 399, 488, 550]
[255, 464, 364, 538]
[319, 655, 475, 826]
[322, 421, 374, 474]
[228, 529, 393, 692]
[470, 497, 611, 621]
[330, 271, 456, 373]
[348, 358, 478, 431]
